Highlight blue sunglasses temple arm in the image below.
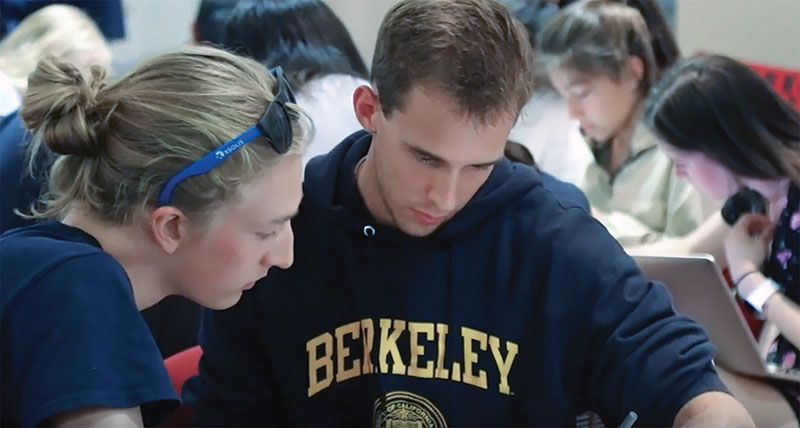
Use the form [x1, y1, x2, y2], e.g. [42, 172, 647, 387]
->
[156, 68, 294, 206]
[156, 125, 261, 205]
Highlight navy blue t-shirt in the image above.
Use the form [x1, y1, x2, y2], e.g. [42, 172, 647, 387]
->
[0, 110, 42, 233]
[0, 222, 179, 427]
[0, 110, 203, 359]
[184, 130, 727, 427]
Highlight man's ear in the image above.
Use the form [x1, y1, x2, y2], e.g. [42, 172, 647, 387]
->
[353, 85, 382, 133]
[149, 206, 190, 254]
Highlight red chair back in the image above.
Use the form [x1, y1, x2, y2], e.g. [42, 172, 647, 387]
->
[161, 345, 203, 427]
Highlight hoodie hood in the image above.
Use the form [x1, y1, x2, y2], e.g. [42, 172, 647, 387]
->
[303, 130, 542, 246]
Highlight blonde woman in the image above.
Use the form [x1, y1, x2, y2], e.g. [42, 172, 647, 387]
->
[0, 47, 307, 427]
[0, 4, 111, 115]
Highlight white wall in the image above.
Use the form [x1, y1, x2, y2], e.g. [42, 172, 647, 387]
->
[328, 0, 800, 72]
[108, 0, 800, 74]
[676, 0, 800, 68]
[325, 0, 396, 67]
[110, 0, 200, 73]
[110, 0, 390, 74]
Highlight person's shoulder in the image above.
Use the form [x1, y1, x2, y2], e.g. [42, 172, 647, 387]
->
[538, 171, 590, 210]
[0, 110, 30, 170]
[4, 251, 127, 306]
[508, 167, 617, 252]
[299, 73, 368, 101]
[0, 108, 27, 143]
[1, 224, 127, 307]
[496, 166, 641, 306]
[1, 248, 176, 427]
[1, 222, 107, 262]
[509, 164, 589, 213]
[299, 75, 369, 163]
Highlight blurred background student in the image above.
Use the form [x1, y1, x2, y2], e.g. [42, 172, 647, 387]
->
[0, 4, 110, 117]
[0, 0, 125, 42]
[537, 0, 717, 247]
[218, 0, 369, 164]
[645, 53, 800, 426]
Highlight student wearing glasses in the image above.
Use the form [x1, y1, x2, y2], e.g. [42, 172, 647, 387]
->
[0, 47, 307, 427]
[217, 0, 370, 165]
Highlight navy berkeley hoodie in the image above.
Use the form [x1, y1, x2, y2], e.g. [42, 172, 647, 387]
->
[184, 131, 727, 427]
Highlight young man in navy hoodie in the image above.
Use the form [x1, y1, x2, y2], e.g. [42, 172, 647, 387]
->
[184, 0, 754, 426]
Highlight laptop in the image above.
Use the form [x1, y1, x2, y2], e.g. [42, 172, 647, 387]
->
[634, 254, 799, 382]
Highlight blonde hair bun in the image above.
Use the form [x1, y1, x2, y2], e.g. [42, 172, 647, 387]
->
[21, 57, 109, 157]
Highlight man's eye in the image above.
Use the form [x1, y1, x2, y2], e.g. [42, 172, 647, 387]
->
[256, 231, 277, 240]
[417, 154, 436, 164]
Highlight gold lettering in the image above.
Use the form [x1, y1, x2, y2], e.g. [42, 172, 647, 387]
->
[407, 322, 435, 378]
[489, 335, 518, 395]
[435, 323, 450, 379]
[361, 319, 375, 374]
[378, 318, 407, 375]
[461, 327, 488, 390]
[306, 333, 334, 397]
[312, 320, 515, 396]
[335, 322, 361, 382]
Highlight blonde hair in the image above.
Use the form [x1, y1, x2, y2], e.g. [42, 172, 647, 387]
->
[20, 46, 308, 224]
[0, 4, 111, 93]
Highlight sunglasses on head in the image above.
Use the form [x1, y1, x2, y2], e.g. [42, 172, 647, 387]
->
[157, 66, 296, 206]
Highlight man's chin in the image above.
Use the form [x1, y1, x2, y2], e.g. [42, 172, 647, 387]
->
[396, 219, 440, 237]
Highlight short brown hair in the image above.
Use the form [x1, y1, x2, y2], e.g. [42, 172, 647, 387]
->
[371, 0, 534, 122]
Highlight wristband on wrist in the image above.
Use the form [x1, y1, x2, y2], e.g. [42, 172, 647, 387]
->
[740, 277, 780, 315]
[734, 269, 761, 290]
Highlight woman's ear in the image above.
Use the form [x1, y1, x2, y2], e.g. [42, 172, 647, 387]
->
[149, 206, 190, 254]
[625, 56, 646, 91]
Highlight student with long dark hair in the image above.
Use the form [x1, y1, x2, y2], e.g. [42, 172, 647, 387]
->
[537, 0, 717, 246]
[221, 0, 367, 85]
[219, 0, 370, 164]
[503, 0, 678, 187]
[191, 0, 240, 46]
[645, 53, 800, 425]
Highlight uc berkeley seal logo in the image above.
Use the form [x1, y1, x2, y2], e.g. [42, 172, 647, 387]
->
[373, 391, 447, 428]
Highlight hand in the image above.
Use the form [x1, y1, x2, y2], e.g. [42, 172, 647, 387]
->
[725, 213, 774, 282]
